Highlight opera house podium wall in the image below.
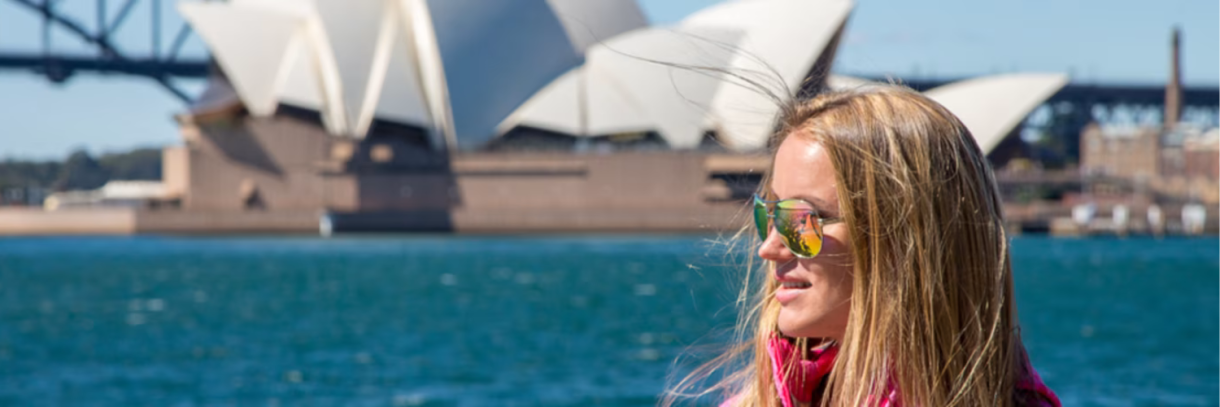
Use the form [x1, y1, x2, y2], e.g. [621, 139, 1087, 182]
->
[151, 110, 766, 234]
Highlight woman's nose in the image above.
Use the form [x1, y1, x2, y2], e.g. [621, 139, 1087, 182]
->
[757, 228, 796, 263]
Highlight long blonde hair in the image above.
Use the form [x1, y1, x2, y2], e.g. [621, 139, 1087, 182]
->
[667, 86, 1024, 407]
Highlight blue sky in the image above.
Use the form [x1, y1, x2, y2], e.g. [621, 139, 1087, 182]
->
[1, 0, 1216, 159]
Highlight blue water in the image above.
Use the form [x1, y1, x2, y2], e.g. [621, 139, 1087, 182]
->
[0, 236, 1215, 406]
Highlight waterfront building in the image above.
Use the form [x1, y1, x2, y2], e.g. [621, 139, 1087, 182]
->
[18, 0, 1069, 234]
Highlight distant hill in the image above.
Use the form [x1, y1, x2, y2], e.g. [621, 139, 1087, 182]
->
[0, 148, 162, 192]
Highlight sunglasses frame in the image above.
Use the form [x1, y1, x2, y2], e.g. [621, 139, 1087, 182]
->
[753, 194, 842, 258]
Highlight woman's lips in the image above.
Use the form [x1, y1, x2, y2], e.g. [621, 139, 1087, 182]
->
[775, 280, 812, 304]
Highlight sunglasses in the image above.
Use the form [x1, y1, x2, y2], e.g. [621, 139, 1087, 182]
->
[753, 194, 842, 258]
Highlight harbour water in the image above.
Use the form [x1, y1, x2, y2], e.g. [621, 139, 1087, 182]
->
[0, 236, 1215, 406]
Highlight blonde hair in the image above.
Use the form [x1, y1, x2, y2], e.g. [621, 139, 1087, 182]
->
[666, 86, 1025, 407]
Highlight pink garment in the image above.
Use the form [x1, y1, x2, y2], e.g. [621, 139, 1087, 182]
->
[723, 336, 1061, 407]
[766, 336, 842, 407]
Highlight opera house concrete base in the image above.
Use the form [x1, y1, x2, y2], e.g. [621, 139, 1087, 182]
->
[78, 112, 766, 235]
[0, 206, 746, 235]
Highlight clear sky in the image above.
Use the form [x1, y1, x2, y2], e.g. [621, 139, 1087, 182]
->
[1, 0, 1216, 159]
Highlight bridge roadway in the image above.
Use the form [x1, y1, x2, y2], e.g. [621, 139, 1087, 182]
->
[2, 52, 1214, 109]
[879, 77, 1219, 108]
[2, 54, 1214, 106]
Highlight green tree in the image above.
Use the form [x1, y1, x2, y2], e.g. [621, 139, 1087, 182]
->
[0, 160, 61, 189]
[0, 147, 163, 192]
[53, 150, 109, 191]
[99, 148, 162, 180]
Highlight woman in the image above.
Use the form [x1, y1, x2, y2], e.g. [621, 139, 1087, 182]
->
[668, 87, 1060, 407]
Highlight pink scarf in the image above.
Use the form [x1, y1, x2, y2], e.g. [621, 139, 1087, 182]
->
[760, 336, 1062, 407]
[766, 335, 843, 407]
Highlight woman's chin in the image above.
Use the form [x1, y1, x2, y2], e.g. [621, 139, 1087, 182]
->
[777, 316, 819, 338]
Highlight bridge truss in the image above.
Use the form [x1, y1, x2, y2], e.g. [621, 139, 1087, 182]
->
[0, 0, 210, 101]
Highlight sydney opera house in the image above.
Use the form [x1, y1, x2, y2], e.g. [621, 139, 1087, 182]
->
[139, 0, 1067, 233]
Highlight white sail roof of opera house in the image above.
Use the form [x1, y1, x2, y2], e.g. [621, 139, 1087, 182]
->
[181, 0, 1066, 155]
[498, 25, 747, 148]
[825, 73, 1070, 153]
[180, 0, 648, 149]
[924, 73, 1070, 153]
[500, 0, 856, 150]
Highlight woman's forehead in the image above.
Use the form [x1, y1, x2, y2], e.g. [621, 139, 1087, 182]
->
[770, 136, 838, 210]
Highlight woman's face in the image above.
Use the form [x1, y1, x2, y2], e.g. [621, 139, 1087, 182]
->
[760, 135, 853, 340]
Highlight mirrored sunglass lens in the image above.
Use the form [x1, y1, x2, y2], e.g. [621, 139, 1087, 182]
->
[774, 208, 823, 257]
[753, 199, 769, 241]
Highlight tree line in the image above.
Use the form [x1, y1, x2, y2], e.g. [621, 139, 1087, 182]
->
[0, 148, 162, 192]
